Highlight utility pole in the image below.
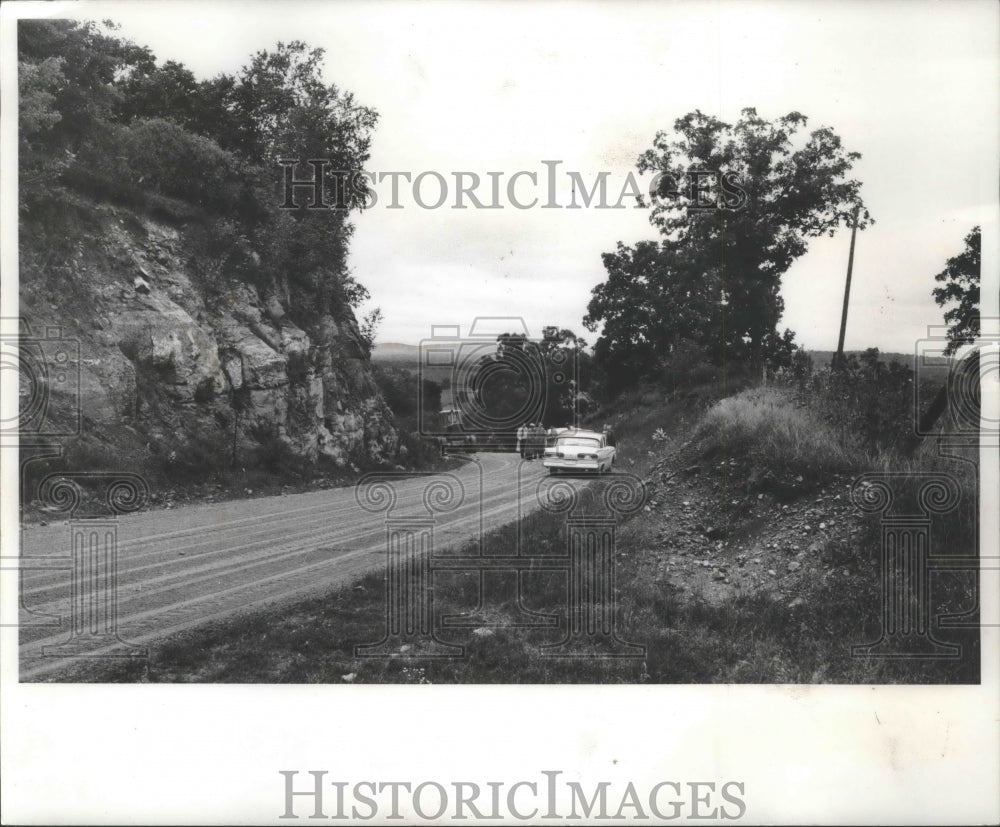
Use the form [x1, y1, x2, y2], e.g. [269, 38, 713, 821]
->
[834, 205, 861, 369]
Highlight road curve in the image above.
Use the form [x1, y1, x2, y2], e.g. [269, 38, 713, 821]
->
[17, 453, 594, 681]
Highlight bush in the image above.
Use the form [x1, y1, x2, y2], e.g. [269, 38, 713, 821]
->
[372, 364, 441, 425]
[692, 386, 860, 481]
[787, 350, 917, 454]
[660, 339, 719, 393]
[72, 118, 247, 215]
[249, 434, 312, 478]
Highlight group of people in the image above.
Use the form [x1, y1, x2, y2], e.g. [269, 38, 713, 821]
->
[515, 422, 548, 460]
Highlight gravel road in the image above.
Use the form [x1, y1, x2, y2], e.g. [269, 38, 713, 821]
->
[18, 452, 593, 681]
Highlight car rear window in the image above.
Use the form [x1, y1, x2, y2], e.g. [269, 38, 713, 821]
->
[557, 437, 600, 449]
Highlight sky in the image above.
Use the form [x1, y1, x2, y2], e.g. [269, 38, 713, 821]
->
[22, 0, 1000, 352]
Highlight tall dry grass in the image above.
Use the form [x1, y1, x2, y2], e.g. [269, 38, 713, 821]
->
[691, 386, 863, 480]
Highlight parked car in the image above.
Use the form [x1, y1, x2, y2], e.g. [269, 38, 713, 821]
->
[542, 429, 616, 475]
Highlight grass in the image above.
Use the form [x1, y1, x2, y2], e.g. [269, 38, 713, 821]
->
[84, 504, 977, 685]
[691, 386, 862, 481]
[60, 375, 980, 685]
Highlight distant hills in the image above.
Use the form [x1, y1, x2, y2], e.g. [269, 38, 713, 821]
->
[371, 342, 451, 384]
[373, 343, 955, 397]
[375, 343, 952, 369]
[372, 342, 421, 363]
[808, 350, 952, 376]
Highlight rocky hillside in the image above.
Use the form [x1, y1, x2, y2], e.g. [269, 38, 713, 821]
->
[20, 196, 398, 478]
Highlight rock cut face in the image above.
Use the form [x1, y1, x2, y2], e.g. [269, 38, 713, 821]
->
[20, 202, 399, 473]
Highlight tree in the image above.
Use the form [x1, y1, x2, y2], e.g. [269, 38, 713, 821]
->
[225, 41, 377, 192]
[909, 225, 983, 448]
[19, 20, 380, 338]
[18, 19, 154, 153]
[359, 307, 383, 355]
[469, 328, 592, 430]
[585, 239, 721, 392]
[933, 226, 980, 356]
[587, 108, 870, 385]
[224, 42, 379, 324]
[18, 55, 68, 194]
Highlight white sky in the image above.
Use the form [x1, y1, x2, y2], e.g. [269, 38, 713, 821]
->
[24, 0, 1000, 351]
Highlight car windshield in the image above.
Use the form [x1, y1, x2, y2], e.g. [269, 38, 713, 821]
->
[557, 437, 600, 449]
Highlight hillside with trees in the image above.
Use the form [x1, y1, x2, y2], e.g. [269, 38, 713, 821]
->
[19, 20, 405, 496]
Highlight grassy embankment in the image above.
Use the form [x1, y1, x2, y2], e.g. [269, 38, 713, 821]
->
[83, 366, 979, 684]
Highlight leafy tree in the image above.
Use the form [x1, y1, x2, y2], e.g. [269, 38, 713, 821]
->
[539, 327, 592, 424]
[933, 226, 981, 356]
[585, 239, 721, 393]
[908, 225, 983, 447]
[587, 108, 870, 386]
[359, 307, 383, 355]
[372, 364, 441, 422]
[18, 55, 68, 194]
[19, 20, 380, 341]
[223, 42, 377, 199]
[75, 117, 245, 209]
[116, 59, 207, 131]
[18, 19, 154, 153]
[469, 328, 592, 430]
[222, 42, 379, 323]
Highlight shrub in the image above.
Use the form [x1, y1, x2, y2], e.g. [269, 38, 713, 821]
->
[692, 386, 860, 481]
[72, 118, 247, 215]
[788, 350, 918, 454]
[249, 434, 312, 478]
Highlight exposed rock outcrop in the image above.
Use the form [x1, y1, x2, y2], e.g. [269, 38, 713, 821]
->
[20, 200, 398, 472]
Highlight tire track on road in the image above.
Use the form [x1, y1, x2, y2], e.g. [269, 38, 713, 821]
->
[19, 454, 577, 681]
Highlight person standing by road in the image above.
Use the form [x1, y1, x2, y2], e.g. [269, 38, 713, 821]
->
[516, 422, 527, 458]
[532, 422, 544, 459]
[603, 424, 618, 448]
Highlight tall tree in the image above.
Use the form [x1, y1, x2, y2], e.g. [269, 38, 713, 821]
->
[908, 225, 983, 449]
[19, 21, 380, 329]
[18, 19, 154, 153]
[933, 226, 981, 356]
[469, 329, 592, 430]
[587, 108, 870, 385]
[585, 240, 722, 392]
[226, 42, 379, 322]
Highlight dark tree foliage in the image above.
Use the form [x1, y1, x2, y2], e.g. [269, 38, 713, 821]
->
[469, 329, 592, 431]
[18, 19, 155, 153]
[585, 239, 723, 394]
[18, 20, 378, 325]
[586, 108, 870, 390]
[933, 226, 981, 356]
